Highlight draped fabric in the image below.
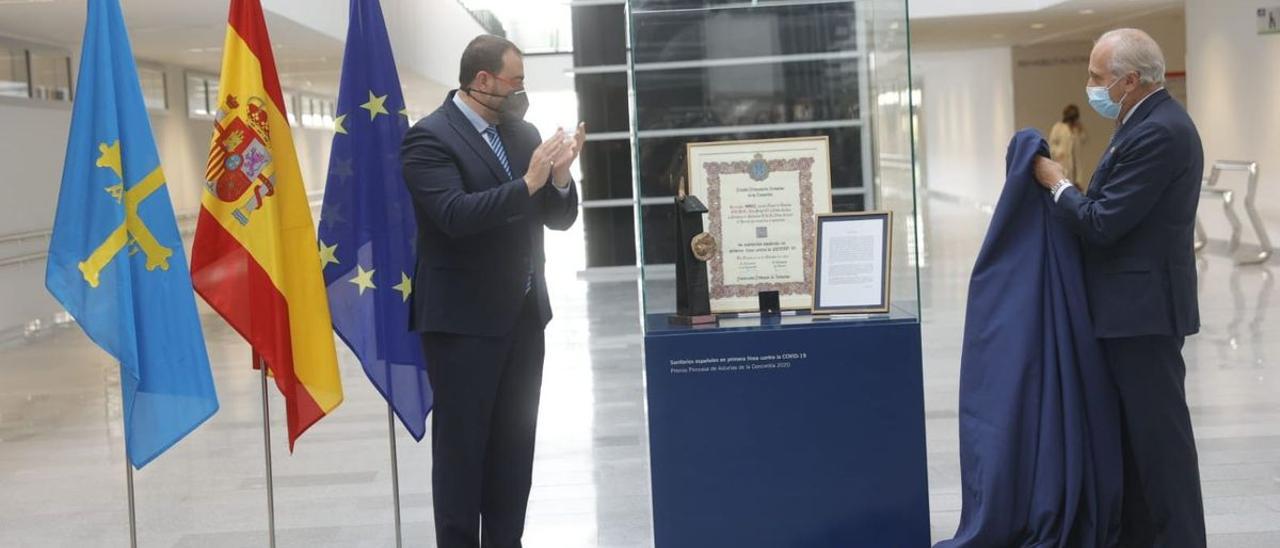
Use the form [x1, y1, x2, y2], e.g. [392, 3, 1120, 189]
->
[937, 130, 1123, 548]
[46, 0, 219, 469]
[191, 0, 343, 448]
[317, 0, 432, 441]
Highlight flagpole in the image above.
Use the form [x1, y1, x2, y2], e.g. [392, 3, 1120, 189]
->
[259, 356, 277, 548]
[124, 436, 137, 548]
[387, 406, 404, 548]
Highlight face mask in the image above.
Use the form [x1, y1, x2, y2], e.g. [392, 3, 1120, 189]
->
[1085, 77, 1129, 120]
[467, 83, 529, 124]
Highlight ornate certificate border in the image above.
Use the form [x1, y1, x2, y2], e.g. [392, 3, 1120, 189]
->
[704, 157, 816, 298]
[686, 136, 834, 313]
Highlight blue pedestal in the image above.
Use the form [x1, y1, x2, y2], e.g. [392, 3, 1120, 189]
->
[644, 314, 931, 547]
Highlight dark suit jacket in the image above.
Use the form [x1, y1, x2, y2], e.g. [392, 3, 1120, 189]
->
[1054, 89, 1202, 339]
[401, 90, 578, 337]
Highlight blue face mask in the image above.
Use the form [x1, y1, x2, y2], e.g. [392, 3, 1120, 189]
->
[1086, 77, 1129, 120]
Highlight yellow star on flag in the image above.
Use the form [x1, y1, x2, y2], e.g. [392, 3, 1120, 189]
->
[399, 108, 410, 118]
[361, 91, 389, 121]
[318, 241, 339, 268]
[334, 114, 348, 135]
[349, 265, 376, 295]
[392, 272, 413, 302]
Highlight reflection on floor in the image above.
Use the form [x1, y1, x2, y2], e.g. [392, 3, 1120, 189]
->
[919, 197, 1280, 547]
[1, 197, 1276, 547]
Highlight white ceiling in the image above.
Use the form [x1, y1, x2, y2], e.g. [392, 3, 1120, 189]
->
[910, 0, 1184, 51]
[909, 0, 1075, 20]
[0, 0, 346, 95]
[0, 0, 1187, 97]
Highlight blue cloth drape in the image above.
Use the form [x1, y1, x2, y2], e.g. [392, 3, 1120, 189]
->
[936, 129, 1123, 548]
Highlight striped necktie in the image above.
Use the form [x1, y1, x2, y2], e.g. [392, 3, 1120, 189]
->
[482, 125, 513, 178]
[483, 125, 531, 293]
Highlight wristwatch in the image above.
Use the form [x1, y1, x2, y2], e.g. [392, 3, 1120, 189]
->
[1050, 178, 1073, 196]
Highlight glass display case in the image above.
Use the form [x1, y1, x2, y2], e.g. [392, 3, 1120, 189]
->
[626, 0, 920, 330]
[631, 6, 931, 546]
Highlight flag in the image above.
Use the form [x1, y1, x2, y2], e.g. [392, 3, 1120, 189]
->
[45, 0, 218, 469]
[190, 0, 342, 448]
[319, 0, 432, 439]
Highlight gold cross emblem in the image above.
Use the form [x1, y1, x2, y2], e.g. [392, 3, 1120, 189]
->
[77, 140, 173, 288]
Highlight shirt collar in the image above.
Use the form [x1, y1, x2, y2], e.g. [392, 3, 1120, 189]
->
[452, 90, 491, 134]
[1121, 87, 1163, 125]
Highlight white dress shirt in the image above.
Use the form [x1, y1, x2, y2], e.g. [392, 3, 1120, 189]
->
[452, 92, 572, 194]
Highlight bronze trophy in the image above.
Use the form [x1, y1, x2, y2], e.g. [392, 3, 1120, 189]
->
[670, 161, 716, 326]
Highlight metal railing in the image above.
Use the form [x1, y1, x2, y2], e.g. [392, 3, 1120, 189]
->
[454, 1, 507, 37]
[1194, 160, 1272, 265]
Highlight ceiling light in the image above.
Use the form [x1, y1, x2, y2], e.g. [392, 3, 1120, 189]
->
[1079, 9, 1096, 15]
[1030, 23, 1046, 29]
[992, 33, 1006, 39]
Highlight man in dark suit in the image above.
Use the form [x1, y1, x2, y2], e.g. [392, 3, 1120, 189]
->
[400, 34, 583, 548]
[1035, 28, 1206, 547]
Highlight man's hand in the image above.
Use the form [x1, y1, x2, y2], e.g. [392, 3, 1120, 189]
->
[1034, 156, 1066, 191]
[551, 123, 586, 189]
[524, 132, 566, 195]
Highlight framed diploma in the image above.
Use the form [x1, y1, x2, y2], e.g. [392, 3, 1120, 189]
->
[687, 136, 833, 313]
[811, 211, 892, 315]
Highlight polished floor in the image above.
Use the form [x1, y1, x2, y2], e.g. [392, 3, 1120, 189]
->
[1, 196, 1278, 547]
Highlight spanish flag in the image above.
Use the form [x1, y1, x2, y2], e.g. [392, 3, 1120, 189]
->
[191, 0, 342, 448]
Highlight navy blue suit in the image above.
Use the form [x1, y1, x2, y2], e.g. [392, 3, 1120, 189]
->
[401, 90, 578, 548]
[1053, 89, 1206, 547]
[403, 91, 577, 337]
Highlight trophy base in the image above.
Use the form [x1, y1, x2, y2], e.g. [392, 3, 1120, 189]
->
[668, 313, 718, 326]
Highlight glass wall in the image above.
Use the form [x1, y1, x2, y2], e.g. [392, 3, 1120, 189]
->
[28, 50, 71, 102]
[627, 0, 920, 323]
[0, 46, 28, 98]
[571, 2, 634, 267]
[137, 65, 168, 111]
[0, 43, 72, 102]
[186, 72, 217, 119]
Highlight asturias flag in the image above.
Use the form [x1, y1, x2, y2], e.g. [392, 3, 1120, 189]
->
[318, 0, 432, 440]
[45, 0, 219, 469]
[190, 0, 342, 448]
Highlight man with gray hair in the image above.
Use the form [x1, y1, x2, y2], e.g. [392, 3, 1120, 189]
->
[1035, 28, 1207, 546]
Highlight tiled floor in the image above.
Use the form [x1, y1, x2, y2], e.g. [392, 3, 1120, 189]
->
[918, 198, 1280, 547]
[1, 197, 1277, 547]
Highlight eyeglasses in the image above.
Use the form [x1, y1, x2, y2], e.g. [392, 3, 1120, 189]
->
[483, 72, 524, 89]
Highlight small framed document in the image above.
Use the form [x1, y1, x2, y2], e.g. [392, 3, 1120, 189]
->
[811, 212, 892, 315]
[687, 136, 833, 313]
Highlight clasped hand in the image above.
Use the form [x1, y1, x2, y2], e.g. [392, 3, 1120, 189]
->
[524, 123, 587, 195]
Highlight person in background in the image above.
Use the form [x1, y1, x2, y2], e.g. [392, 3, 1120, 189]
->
[1049, 104, 1087, 190]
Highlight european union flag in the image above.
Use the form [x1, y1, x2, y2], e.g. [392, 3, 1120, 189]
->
[45, 0, 219, 469]
[319, 0, 432, 440]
